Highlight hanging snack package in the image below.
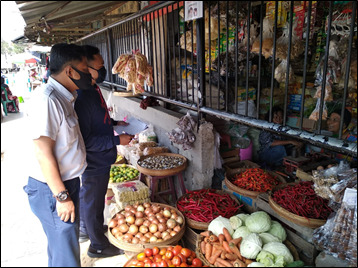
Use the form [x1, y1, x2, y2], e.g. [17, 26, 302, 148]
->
[309, 98, 328, 121]
[276, 21, 305, 61]
[313, 81, 333, 102]
[274, 59, 295, 83]
[252, 18, 274, 59]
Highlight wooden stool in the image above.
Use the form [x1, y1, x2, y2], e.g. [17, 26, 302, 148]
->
[140, 172, 187, 204]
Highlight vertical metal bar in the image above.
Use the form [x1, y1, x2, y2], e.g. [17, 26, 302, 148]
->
[106, 29, 114, 88]
[256, 1, 264, 119]
[138, 17, 142, 53]
[163, 6, 169, 98]
[225, 1, 229, 113]
[217, 1, 220, 110]
[197, 12, 205, 122]
[299, 1, 312, 130]
[269, 1, 278, 123]
[234, 1, 238, 114]
[318, 1, 333, 133]
[167, 5, 173, 99]
[153, 11, 159, 94]
[178, 5, 183, 101]
[172, 4, 177, 101]
[209, 3, 212, 108]
[191, 17, 194, 104]
[283, 1, 294, 126]
[339, 1, 356, 139]
[158, 9, 164, 96]
[245, 1, 251, 117]
[184, 3, 188, 103]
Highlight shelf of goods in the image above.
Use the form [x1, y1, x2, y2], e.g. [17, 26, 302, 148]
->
[108, 202, 185, 253]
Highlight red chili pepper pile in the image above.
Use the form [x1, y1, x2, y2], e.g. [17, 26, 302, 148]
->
[272, 181, 333, 220]
[176, 189, 242, 223]
[230, 168, 282, 192]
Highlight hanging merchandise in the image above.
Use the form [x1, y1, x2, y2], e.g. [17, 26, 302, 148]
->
[309, 98, 328, 121]
[112, 50, 153, 94]
[167, 112, 196, 150]
[252, 18, 274, 59]
[265, 1, 289, 28]
[313, 81, 333, 102]
[274, 59, 296, 83]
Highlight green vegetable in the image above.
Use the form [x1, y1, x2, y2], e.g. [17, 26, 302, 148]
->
[259, 232, 280, 245]
[232, 226, 252, 239]
[268, 221, 287, 242]
[256, 250, 275, 267]
[237, 213, 250, 226]
[263, 242, 294, 265]
[208, 216, 234, 236]
[246, 211, 272, 233]
[230, 215, 243, 230]
[247, 262, 266, 267]
[285, 260, 305, 267]
[240, 233, 263, 260]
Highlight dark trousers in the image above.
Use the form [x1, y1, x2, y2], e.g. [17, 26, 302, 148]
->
[23, 177, 81, 267]
[79, 173, 109, 250]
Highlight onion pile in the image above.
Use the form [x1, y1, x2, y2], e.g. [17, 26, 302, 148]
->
[109, 202, 184, 244]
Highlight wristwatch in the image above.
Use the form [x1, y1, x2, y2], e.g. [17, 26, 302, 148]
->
[54, 190, 70, 202]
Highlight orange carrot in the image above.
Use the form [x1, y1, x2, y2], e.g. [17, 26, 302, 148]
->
[233, 259, 246, 267]
[205, 243, 212, 259]
[208, 249, 222, 264]
[216, 257, 233, 267]
[225, 253, 238, 261]
[245, 259, 254, 265]
[222, 241, 233, 254]
[223, 227, 232, 242]
[209, 234, 218, 242]
[200, 230, 212, 237]
[229, 242, 243, 261]
[218, 234, 225, 245]
[220, 251, 227, 260]
[213, 244, 225, 252]
[200, 241, 206, 254]
[229, 237, 242, 246]
[204, 236, 210, 243]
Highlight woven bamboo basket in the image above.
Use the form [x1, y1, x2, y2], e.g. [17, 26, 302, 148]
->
[108, 164, 140, 189]
[108, 203, 186, 252]
[195, 235, 300, 267]
[136, 153, 187, 177]
[176, 190, 242, 231]
[269, 183, 327, 228]
[225, 168, 286, 199]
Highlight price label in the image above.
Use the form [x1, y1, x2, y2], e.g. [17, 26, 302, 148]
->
[342, 188, 357, 207]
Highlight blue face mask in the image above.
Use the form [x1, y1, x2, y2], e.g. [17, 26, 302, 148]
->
[69, 65, 93, 90]
[89, 66, 107, 84]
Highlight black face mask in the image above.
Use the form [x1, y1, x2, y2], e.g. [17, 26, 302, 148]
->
[69, 66, 93, 90]
[90, 66, 107, 84]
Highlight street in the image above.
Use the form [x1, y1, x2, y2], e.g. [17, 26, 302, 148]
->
[1, 71, 128, 267]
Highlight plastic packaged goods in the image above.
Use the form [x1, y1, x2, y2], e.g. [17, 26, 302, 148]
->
[252, 18, 274, 59]
[313, 83, 333, 102]
[142, 147, 169, 156]
[312, 188, 357, 266]
[309, 99, 327, 121]
[274, 59, 295, 83]
[136, 141, 157, 151]
[111, 180, 150, 203]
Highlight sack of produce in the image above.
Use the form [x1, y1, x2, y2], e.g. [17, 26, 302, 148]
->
[112, 180, 150, 203]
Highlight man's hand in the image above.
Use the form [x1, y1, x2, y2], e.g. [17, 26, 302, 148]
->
[291, 140, 303, 148]
[56, 197, 76, 223]
[117, 121, 129, 126]
[119, 134, 134, 145]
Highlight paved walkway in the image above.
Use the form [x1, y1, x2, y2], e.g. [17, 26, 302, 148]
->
[1, 73, 129, 267]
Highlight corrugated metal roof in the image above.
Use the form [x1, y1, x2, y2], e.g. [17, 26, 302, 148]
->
[14, 1, 134, 46]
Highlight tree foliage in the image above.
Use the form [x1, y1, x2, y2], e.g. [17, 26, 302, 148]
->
[1, 38, 25, 55]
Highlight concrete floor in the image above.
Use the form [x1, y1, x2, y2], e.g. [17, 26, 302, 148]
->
[1, 73, 129, 267]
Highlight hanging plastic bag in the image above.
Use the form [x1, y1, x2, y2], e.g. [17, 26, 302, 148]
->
[276, 21, 304, 60]
[274, 59, 295, 83]
[252, 18, 274, 59]
[309, 99, 328, 121]
[313, 80, 333, 101]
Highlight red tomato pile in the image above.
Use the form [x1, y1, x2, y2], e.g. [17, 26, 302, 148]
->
[126, 246, 207, 267]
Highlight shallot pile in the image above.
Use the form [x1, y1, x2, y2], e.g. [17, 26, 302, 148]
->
[109, 202, 184, 244]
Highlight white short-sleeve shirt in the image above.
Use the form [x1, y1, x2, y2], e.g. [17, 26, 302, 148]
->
[28, 77, 87, 183]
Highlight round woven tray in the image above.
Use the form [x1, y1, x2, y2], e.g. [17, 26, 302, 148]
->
[136, 153, 187, 177]
[108, 164, 139, 189]
[195, 235, 299, 267]
[269, 183, 327, 229]
[225, 168, 286, 199]
[176, 190, 242, 231]
[108, 203, 186, 252]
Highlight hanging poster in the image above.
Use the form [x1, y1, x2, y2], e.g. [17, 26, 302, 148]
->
[185, 1, 203, 21]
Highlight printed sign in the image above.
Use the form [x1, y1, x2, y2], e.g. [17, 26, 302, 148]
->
[185, 1, 203, 21]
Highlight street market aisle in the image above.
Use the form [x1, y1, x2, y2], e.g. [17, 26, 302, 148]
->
[1, 95, 128, 267]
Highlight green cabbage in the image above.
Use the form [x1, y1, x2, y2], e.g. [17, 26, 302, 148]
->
[247, 262, 266, 267]
[267, 221, 287, 242]
[232, 226, 252, 239]
[237, 213, 250, 226]
[240, 233, 263, 259]
[246, 211, 272, 233]
[208, 216, 234, 236]
[230, 215, 243, 230]
[262, 242, 294, 264]
[256, 250, 275, 266]
[259, 232, 280, 245]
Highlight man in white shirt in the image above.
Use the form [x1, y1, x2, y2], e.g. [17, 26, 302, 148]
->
[24, 43, 92, 267]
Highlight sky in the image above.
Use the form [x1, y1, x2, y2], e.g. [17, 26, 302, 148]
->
[1, 1, 26, 42]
